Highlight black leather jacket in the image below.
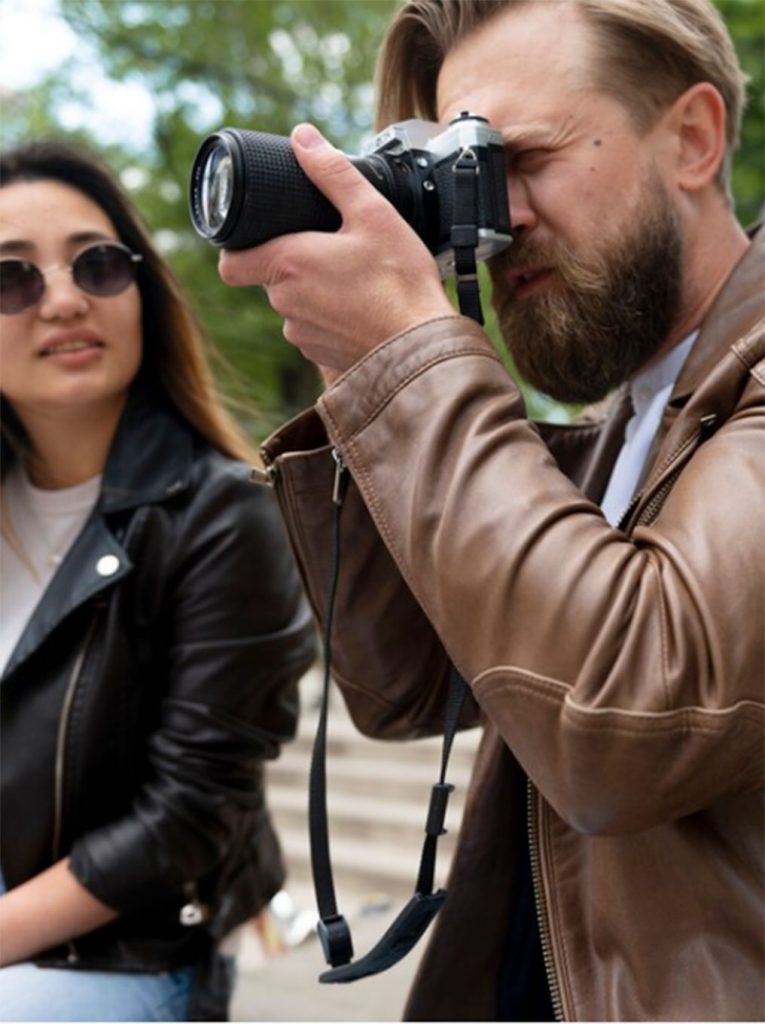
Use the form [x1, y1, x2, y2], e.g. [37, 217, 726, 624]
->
[0, 387, 316, 976]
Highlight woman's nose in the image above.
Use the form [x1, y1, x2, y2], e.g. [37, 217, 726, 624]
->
[37, 267, 89, 320]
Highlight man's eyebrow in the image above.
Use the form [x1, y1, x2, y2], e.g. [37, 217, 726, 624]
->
[500, 125, 553, 151]
[0, 230, 115, 257]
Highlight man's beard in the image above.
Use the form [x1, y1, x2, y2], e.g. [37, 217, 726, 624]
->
[490, 176, 684, 404]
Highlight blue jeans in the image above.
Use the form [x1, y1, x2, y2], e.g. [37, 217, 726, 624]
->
[0, 869, 195, 1021]
[0, 960, 195, 1021]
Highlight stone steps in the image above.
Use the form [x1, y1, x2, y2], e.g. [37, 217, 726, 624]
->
[266, 673, 481, 904]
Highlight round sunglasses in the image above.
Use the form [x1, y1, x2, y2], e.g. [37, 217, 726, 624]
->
[0, 242, 143, 315]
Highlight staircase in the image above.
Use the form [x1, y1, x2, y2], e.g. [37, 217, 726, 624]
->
[230, 668, 483, 1021]
[266, 667, 482, 911]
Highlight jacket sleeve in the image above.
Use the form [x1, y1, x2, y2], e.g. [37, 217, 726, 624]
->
[262, 409, 482, 741]
[69, 459, 317, 912]
[269, 316, 764, 836]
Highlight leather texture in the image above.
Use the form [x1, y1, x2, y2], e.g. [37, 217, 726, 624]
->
[263, 229, 765, 1021]
[1, 387, 317, 973]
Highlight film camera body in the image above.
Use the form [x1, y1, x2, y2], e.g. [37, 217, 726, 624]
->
[189, 112, 512, 276]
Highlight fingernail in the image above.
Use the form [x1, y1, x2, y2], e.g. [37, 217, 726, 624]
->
[293, 123, 328, 150]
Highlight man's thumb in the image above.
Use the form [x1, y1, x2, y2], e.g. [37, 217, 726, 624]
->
[290, 122, 373, 214]
[292, 123, 330, 152]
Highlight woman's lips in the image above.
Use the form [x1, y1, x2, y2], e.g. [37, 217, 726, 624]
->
[39, 330, 105, 364]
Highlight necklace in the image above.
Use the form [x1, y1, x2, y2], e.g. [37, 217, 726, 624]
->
[4, 467, 101, 584]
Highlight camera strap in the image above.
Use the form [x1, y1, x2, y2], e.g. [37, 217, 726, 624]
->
[310, 450, 469, 984]
[309, 165, 488, 982]
[451, 147, 484, 325]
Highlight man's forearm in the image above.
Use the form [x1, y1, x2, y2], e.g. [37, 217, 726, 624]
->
[0, 858, 118, 966]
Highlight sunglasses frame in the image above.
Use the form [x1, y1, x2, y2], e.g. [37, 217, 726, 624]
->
[0, 241, 143, 314]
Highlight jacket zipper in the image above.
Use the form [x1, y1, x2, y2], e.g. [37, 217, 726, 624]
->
[620, 414, 718, 531]
[251, 460, 277, 487]
[52, 611, 101, 963]
[528, 778, 565, 1021]
[331, 448, 348, 506]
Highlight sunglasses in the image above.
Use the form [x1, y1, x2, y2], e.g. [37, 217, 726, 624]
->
[0, 242, 143, 314]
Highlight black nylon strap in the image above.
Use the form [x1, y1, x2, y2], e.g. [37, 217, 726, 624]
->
[451, 148, 484, 325]
[309, 461, 470, 982]
[309, 451, 353, 966]
[309, 163, 485, 980]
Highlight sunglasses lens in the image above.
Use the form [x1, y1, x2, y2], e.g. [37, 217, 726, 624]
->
[74, 244, 137, 297]
[0, 260, 45, 314]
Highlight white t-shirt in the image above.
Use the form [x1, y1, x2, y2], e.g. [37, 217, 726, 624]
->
[601, 332, 698, 527]
[0, 466, 101, 675]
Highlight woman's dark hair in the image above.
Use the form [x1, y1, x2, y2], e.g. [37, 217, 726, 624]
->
[0, 138, 257, 463]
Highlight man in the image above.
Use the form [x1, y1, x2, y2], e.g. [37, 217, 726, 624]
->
[220, 1, 764, 1019]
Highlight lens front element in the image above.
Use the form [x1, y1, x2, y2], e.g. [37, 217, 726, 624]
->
[189, 131, 246, 243]
[201, 146, 234, 233]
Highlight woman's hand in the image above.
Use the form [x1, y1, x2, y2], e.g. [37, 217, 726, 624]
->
[218, 123, 455, 375]
[0, 859, 117, 966]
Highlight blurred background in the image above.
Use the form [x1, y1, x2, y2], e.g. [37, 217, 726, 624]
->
[1, 0, 762, 438]
[0, 2, 762, 1017]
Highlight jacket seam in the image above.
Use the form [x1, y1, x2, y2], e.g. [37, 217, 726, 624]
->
[324, 347, 501, 442]
[657, 574, 672, 711]
[474, 667, 765, 727]
[329, 314, 475, 383]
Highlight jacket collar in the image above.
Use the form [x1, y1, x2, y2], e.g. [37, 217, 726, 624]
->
[669, 225, 765, 408]
[98, 385, 196, 513]
[2, 390, 198, 681]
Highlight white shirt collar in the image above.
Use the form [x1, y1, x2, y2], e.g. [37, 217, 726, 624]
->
[628, 330, 699, 417]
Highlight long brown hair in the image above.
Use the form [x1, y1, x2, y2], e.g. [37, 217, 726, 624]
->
[0, 139, 258, 467]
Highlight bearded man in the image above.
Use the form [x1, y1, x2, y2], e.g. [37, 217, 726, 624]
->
[219, 1, 764, 1019]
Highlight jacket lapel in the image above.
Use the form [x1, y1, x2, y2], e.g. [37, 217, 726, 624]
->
[2, 388, 196, 682]
[637, 228, 765, 501]
[2, 516, 133, 680]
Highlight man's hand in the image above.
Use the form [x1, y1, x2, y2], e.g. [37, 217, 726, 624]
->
[218, 123, 455, 376]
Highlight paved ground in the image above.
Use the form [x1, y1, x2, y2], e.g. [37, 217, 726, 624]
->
[230, 895, 426, 1022]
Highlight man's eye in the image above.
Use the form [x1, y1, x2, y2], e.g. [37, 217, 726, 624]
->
[509, 149, 548, 172]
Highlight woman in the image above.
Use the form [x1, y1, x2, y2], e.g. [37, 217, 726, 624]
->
[0, 140, 316, 1021]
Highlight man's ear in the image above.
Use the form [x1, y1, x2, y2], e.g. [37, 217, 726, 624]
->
[666, 82, 727, 193]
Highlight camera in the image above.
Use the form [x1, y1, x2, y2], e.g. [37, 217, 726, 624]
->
[188, 112, 512, 276]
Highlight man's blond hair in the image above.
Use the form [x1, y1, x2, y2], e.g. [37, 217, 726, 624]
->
[375, 0, 748, 201]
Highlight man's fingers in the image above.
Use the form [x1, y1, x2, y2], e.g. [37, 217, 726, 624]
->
[218, 237, 283, 287]
[290, 123, 383, 221]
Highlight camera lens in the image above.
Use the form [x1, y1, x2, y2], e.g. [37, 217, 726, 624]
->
[190, 133, 245, 242]
[189, 127, 428, 251]
[190, 128, 344, 249]
[201, 146, 234, 233]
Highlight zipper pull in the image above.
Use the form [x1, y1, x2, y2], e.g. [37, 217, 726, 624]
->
[332, 448, 349, 507]
[252, 449, 278, 487]
[179, 882, 208, 926]
[251, 463, 277, 487]
[699, 413, 718, 439]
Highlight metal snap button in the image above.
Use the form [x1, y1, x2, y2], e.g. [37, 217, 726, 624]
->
[96, 554, 120, 577]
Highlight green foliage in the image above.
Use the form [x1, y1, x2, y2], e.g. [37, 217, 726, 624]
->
[715, 0, 765, 226]
[41, 0, 397, 437]
[3, 0, 763, 432]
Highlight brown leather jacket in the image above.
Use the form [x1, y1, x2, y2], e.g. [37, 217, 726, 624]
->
[261, 230, 765, 1021]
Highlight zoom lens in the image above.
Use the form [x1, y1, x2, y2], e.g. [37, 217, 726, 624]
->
[190, 128, 345, 249]
[200, 145, 234, 234]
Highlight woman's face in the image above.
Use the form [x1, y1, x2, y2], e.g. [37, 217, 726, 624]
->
[0, 179, 143, 423]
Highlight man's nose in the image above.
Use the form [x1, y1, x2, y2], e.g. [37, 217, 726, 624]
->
[37, 267, 89, 320]
[506, 178, 537, 240]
